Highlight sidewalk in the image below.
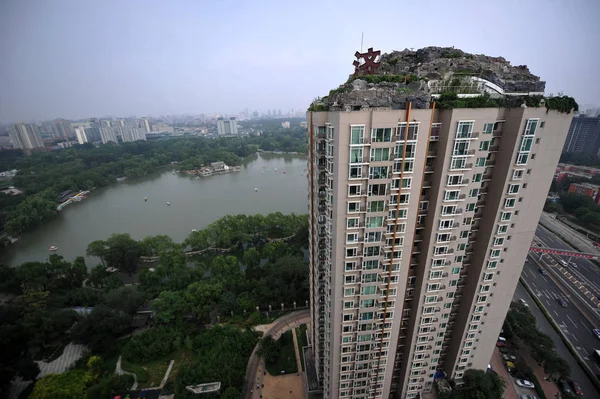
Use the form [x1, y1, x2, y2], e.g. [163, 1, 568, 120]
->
[521, 350, 560, 399]
[490, 347, 518, 399]
[291, 327, 303, 372]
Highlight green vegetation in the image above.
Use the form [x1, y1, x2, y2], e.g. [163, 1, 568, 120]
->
[548, 171, 600, 233]
[0, 129, 307, 236]
[263, 331, 298, 375]
[504, 301, 571, 380]
[439, 369, 505, 399]
[560, 152, 600, 168]
[350, 73, 419, 84]
[436, 92, 578, 113]
[0, 212, 308, 396]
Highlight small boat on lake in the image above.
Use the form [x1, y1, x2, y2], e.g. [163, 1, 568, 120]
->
[144, 197, 147, 202]
[48, 246, 58, 251]
[166, 202, 171, 206]
[254, 188, 258, 192]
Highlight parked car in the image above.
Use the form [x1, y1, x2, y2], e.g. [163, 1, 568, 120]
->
[503, 354, 517, 362]
[559, 378, 572, 393]
[558, 298, 568, 308]
[518, 298, 529, 307]
[570, 380, 583, 396]
[516, 379, 535, 389]
[538, 268, 548, 276]
[499, 347, 510, 354]
[593, 328, 600, 339]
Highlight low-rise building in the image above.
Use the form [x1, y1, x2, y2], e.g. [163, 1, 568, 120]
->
[568, 182, 600, 204]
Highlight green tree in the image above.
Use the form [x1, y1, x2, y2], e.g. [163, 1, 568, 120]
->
[450, 369, 505, 399]
[152, 290, 189, 324]
[257, 336, 279, 364]
[103, 233, 143, 276]
[220, 387, 242, 399]
[87, 374, 134, 399]
[69, 305, 131, 352]
[29, 369, 88, 399]
[105, 286, 145, 315]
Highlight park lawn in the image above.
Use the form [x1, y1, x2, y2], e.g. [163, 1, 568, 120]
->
[123, 349, 194, 389]
[295, 324, 308, 371]
[265, 330, 298, 376]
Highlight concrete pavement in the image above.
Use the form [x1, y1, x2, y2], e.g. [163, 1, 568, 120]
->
[539, 212, 599, 255]
[244, 309, 310, 399]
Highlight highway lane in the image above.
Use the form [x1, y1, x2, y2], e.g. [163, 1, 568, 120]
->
[535, 225, 600, 311]
[521, 257, 600, 374]
[513, 281, 599, 398]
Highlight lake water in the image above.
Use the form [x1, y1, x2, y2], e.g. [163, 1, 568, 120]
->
[2, 153, 309, 267]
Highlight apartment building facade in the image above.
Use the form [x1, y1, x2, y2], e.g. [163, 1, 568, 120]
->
[307, 104, 572, 399]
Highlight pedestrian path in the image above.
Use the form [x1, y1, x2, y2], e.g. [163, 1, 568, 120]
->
[115, 356, 138, 390]
[291, 327, 303, 372]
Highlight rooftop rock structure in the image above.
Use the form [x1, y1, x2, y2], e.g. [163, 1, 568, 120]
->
[312, 46, 549, 111]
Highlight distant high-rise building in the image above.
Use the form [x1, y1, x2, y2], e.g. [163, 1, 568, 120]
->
[253, 111, 259, 118]
[121, 127, 147, 142]
[51, 119, 75, 138]
[140, 118, 152, 133]
[278, 109, 282, 117]
[307, 47, 574, 399]
[74, 127, 88, 144]
[268, 110, 272, 118]
[9, 123, 44, 149]
[216, 117, 238, 135]
[100, 127, 118, 144]
[281, 121, 290, 129]
[562, 115, 600, 155]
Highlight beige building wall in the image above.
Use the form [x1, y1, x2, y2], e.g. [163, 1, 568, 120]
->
[308, 105, 572, 399]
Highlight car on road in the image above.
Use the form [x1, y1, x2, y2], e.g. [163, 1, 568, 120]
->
[518, 298, 529, 307]
[538, 268, 547, 276]
[570, 380, 583, 396]
[558, 298, 568, 308]
[558, 259, 568, 267]
[568, 261, 578, 268]
[559, 378, 572, 394]
[519, 395, 539, 399]
[516, 379, 535, 389]
[593, 328, 600, 339]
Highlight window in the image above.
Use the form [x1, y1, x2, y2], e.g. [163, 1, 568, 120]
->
[396, 142, 416, 158]
[458, 243, 466, 251]
[370, 147, 390, 161]
[363, 260, 378, 270]
[447, 175, 463, 186]
[434, 246, 448, 255]
[476, 157, 486, 167]
[360, 299, 375, 308]
[348, 202, 360, 213]
[361, 285, 377, 295]
[444, 190, 460, 201]
[369, 166, 388, 179]
[451, 157, 467, 170]
[442, 205, 457, 215]
[456, 121, 474, 138]
[479, 141, 490, 151]
[365, 231, 382, 243]
[347, 217, 359, 228]
[366, 216, 383, 228]
[348, 185, 362, 196]
[473, 173, 482, 182]
[364, 246, 381, 257]
[494, 237, 505, 246]
[466, 203, 476, 212]
[469, 188, 479, 197]
[350, 147, 363, 164]
[452, 267, 460, 274]
[512, 169, 524, 180]
[368, 200, 385, 212]
[432, 259, 445, 268]
[484, 273, 494, 281]
[490, 249, 501, 258]
[371, 128, 393, 142]
[350, 125, 365, 145]
[524, 119, 538, 136]
[540, 121, 546, 128]
[346, 248, 357, 257]
[439, 219, 454, 229]
[344, 288, 355, 296]
[455, 255, 463, 262]
[460, 230, 470, 238]
[390, 193, 409, 205]
[437, 233, 451, 243]
[508, 184, 520, 194]
[483, 123, 494, 134]
[453, 141, 470, 156]
[349, 165, 362, 178]
[398, 122, 419, 140]
[344, 301, 354, 309]
[345, 275, 356, 284]
[388, 209, 407, 219]
[497, 224, 508, 234]
[501, 212, 512, 221]
[516, 153, 529, 165]
[504, 198, 516, 208]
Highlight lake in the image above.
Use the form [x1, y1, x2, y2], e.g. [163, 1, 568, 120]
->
[2, 153, 309, 267]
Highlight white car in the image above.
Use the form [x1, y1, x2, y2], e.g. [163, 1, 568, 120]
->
[516, 379, 535, 389]
[518, 299, 529, 307]
[558, 259, 568, 267]
[593, 328, 600, 339]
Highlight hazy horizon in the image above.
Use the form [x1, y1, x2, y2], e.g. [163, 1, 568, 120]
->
[1, 0, 599, 123]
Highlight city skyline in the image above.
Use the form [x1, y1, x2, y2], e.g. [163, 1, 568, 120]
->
[1, 0, 598, 122]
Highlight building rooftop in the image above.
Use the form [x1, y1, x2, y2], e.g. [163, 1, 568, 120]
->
[309, 46, 577, 113]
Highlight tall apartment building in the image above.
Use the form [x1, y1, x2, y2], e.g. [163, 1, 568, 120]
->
[216, 117, 238, 135]
[51, 119, 75, 138]
[306, 47, 574, 399]
[562, 115, 600, 155]
[9, 123, 44, 149]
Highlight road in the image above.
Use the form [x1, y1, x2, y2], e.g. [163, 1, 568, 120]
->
[243, 309, 310, 399]
[514, 281, 599, 397]
[535, 224, 600, 312]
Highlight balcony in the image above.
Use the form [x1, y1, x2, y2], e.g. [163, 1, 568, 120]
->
[489, 145, 499, 152]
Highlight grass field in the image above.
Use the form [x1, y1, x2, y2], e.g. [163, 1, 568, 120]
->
[122, 349, 194, 388]
[295, 324, 307, 371]
[265, 330, 298, 375]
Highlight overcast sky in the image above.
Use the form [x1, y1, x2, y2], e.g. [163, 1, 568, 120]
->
[1, 0, 598, 122]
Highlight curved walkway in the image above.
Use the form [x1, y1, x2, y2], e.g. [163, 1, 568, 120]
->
[243, 309, 310, 398]
[115, 356, 138, 390]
